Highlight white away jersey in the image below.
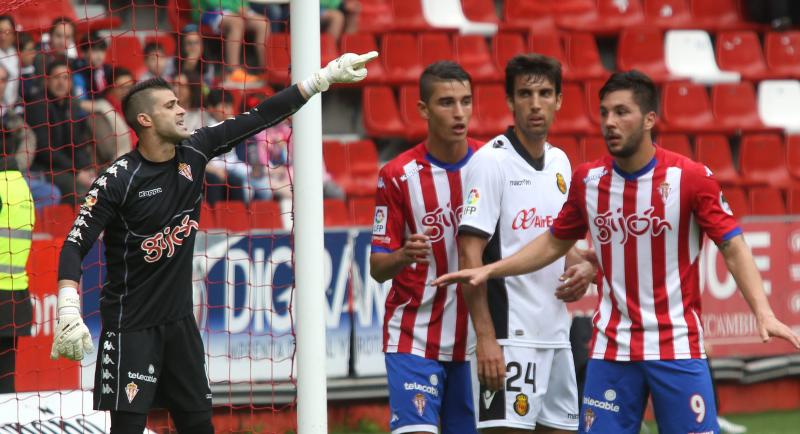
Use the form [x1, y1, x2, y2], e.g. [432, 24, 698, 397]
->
[460, 129, 572, 348]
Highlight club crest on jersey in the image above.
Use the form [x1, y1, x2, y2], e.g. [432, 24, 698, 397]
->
[556, 173, 567, 194]
[125, 382, 139, 403]
[584, 408, 596, 431]
[413, 393, 426, 416]
[462, 188, 480, 216]
[514, 393, 530, 416]
[373, 206, 388, 235]
[178, 162, 193, 181]
[658, 182, 672, 203]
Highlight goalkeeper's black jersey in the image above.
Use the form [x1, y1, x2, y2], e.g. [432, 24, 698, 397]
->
[58, 85, 306, 331]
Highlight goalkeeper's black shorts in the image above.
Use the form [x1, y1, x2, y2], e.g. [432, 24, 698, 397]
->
[93, 315, 212, 414]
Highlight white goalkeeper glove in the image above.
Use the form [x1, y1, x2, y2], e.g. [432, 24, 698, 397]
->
[50, 286, 94, 361]
[301, 51, 379, 95]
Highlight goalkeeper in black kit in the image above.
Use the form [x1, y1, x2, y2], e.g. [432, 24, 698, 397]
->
[50, 51, 378, 434]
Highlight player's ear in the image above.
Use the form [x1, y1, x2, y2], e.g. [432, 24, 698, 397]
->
[643, 110, 656, 131]
[417, 99, 430, 121]
[136, 112, 153, 129]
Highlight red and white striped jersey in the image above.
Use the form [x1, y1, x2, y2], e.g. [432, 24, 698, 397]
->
[371, 140, 482, 362]
[551, 147, 741, 361]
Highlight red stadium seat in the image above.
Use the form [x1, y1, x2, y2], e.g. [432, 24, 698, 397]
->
[501, 0, 564, 31]
[715, 31, 771, 82]
[324, 199, 350, 227]
[266, 33, 291, 86]
[11, 0, 77, 35]
[739, 133, 794, 189]
[340, 33, 385, 83]
[391, 0, 430, 31]
[688, 0, 753, 32]
[721, 187, 749, 216]
[249, 200, 283, 229]
[564, 33, 609, 81]
[42, 204, 75, 238]
[106, 35, 146, 78]
[419, 33, 455, 68]
[786, 135, 800, 180]
[711, 82, 772, 134]
[399, 85, 429, 142]
[528, 32, 571, 79]
[656, 134, 693, 158]
[347, 140, 380, 176]
[550, 135, 581, 165]
[199, 202, 216, 229]
[551, 83, 594, 135]
[788, 188, 800, 214]
[454, 35, 501, 82]
[764, 31, 800, 79]
[382, 33, 423, 84]
[557, 0, 645, 35]
[694, 134, 740, 186]
[643, 0, 693, 29]
[349, 197, 377, 226]
[321, 33, 339, 66]
[362, 86, 406, 138]
[358, 0, 395, 33]
[166, 0, 195, 36]
[324, 140, 380, 197]
[144, 34, 177, 56]
[472, 84, 512, 138]
[617, 27, 680, 83]
[492, 33, 526, 74]
[461, 0, 501, 24]
[323, 140, 346, 179]
[581, 136, 607, 163]
[214, 201, 249, 233]
[584, 79, 604, 126]
[660, 82, 721, 133]
[748, 187, 786, 215]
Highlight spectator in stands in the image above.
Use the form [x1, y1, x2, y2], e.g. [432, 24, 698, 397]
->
[139, 41, 175, 81]
[26, 58, 95, 205]
[0, 15, 19, 107]
[321, 0, 360, 41]
[172, 72, 204, 134]
[16, 32, 43, 104]
[0, 62, 59, 208]
[189, 0, 269, 83]
[79, 67, 135, 166]
[203, 88, 261, 203]
[33, 17, 78, 80]
[173, 24, 215, 87]
[73, 31, 113, 100]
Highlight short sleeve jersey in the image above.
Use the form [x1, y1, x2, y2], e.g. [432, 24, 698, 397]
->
[459, 129, 573, 348]
[550, 146, 742, 361]
[371, 139, 482, 362]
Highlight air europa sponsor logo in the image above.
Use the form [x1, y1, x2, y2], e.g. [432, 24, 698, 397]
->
[512, 208, 554, 230]
[141, 215, 199, 263]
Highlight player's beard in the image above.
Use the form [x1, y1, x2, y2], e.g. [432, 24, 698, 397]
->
[606, 123, 645, 159]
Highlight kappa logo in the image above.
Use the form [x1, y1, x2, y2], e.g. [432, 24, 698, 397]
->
[102, 384, 114, 395]
[583, 168, 609, 184]
[482, 390, 496, 409]
[139, 187, 163, 198]
[178, 162, 193, 181]
[95, 175, 108, 189]
[102, 353, 115, 365]
[141, 215, 199, 263]
[67, 228, 83, 244]
[74, 216, 89, 228]
[399, 164, 424, 182]
[102, 369, 114, 380]
[103, 341, 115, 351]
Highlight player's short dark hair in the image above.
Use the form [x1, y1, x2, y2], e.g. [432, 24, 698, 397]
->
[505, 54, 562, 98]
[599, 70, 659, 115]
[419, 61, 472, 103]
[144, 41, 165, 56]
[50, 16, 75, 34]
[205, 88, 233, 109]
[122, 77, 173, 134]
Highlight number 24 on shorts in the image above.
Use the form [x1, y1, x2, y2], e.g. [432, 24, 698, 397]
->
[506, 362, 536, 393]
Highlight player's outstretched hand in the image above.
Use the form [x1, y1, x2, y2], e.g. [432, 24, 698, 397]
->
[50, 287, 94, 361]
[476, 337, 506, 392]
[313, 51, 379, 91]
[758, 314, 800, 350]
[430, 266, 491, 287]
[555, 261, 596, 303]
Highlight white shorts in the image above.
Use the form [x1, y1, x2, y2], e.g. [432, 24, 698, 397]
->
[477, 346, 579, 431]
